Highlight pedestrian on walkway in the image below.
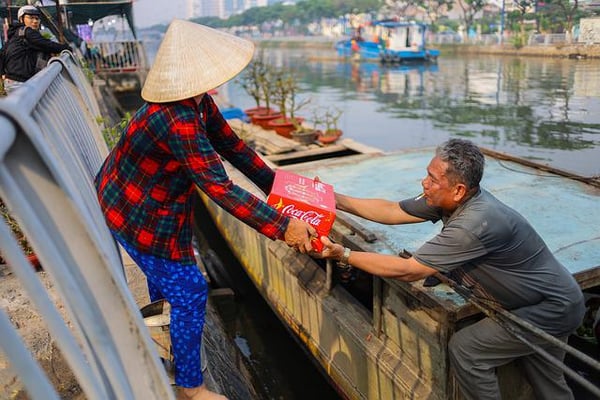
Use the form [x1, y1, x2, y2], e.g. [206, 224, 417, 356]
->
[95, 20, 315, 400]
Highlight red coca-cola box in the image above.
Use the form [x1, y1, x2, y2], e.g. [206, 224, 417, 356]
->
[267, 170, 336, 252]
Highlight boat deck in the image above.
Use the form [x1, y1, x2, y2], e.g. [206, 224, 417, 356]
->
[284, 149, 600, 288]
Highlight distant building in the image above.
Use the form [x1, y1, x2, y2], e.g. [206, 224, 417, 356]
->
[196, 0, 257, 18]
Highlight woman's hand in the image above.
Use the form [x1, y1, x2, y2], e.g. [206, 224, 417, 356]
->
[283, 218, 317, 253]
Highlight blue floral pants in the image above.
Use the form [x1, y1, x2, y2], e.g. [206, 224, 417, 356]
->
[116, 236, 208, 388]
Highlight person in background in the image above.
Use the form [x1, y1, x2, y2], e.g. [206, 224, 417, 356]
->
[0, 5, 70, 93]
[95, 20, 315, 400]
[318, 138, 585, 400]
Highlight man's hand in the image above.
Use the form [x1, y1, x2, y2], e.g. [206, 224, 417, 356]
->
[313, 236, 344, 260]
[283, 218, 317, 253]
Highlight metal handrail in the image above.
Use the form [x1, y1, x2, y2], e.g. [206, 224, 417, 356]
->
[0, 52, 173, 399]
[85, 40, 147, 74]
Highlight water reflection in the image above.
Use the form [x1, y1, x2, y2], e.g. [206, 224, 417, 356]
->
[227, 50, 600, 177]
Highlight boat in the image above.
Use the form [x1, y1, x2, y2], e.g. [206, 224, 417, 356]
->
[1, 0, 149, 111]
[197, 126, 600, 399]
[335, 20, 440, 63]
[336, 61, 439, 96]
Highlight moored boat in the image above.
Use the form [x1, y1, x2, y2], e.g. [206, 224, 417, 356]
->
[336, 20, 440, 64]
[197, 131, 600, 399]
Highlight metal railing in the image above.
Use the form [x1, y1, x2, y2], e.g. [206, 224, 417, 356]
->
[85, 40, 148, 74]
[528, 33, 571, 45]
[0, 52, 173, 399]
[429, 32, 574, 46]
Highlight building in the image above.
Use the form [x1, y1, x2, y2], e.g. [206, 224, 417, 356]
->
[195, 0, 275, 19]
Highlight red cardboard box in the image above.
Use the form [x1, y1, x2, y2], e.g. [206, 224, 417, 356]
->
[267, 170, 336, 252]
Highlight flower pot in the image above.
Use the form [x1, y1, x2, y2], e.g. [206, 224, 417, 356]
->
[317, 129, 343, 144]
[291, 129, 318, 145]
[244, 106, 274, 117]
[268, 117, 305, 138]
[251, 111, 282, 129]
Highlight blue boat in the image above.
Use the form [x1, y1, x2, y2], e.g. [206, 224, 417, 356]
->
[336, 20, 440, 63]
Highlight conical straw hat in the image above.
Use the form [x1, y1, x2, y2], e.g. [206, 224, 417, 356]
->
[141, 20, 255, 103]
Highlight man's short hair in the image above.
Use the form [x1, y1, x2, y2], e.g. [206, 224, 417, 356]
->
[436, 138, 484, 189]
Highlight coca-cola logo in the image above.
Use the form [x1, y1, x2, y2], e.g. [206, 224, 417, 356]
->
[281, 204, 325, 226]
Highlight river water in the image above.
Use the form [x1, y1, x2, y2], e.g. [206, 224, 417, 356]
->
[222, 48, 600, 178]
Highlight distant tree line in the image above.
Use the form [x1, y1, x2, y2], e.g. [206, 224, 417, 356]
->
[191, 0, 381, 27]
[118, 0, 594, 40]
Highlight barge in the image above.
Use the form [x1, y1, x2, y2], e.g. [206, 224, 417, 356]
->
[198, 123, 600, 399]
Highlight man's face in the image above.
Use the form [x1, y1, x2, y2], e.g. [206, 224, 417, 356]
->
[23, 14, 41, 30]
[421, 156, 460, 211]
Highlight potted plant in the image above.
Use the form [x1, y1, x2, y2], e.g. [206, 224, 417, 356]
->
[250, 68, 281, 129]
[316, 106, 343, 144]
[290, 115, 319, 145]
[239, 50, 276, 118]
[267, 69, 310, 138]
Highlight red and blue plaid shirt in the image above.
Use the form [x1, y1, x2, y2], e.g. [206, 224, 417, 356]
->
[95, 95, 289, 263]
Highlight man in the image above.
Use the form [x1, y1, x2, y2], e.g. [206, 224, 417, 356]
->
[95, 20, 315, 400]
[319, 138, 585, 399]
[0, 5, 70, 92]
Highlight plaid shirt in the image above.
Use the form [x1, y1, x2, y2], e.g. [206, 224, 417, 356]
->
[95, 95, 289, 263]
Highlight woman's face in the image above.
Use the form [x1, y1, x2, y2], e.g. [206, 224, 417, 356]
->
[23, 14, 41, 30]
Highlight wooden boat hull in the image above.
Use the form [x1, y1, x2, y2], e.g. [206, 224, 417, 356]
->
[336, 39, 439, 63]
[336, 20, 440, 63]
[198, 149, 600, 399]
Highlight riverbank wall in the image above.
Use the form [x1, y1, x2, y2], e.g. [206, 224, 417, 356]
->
[255, 36, 600, 59]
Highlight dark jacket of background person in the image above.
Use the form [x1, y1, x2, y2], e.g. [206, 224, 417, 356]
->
[0, 23, 70, 82]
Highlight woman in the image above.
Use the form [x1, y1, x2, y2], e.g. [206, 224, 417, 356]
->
[95, 20, 315, 400]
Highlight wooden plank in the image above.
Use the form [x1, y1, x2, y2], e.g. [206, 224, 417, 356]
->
[227, 119, 303, 155]
[266, 143, 349, 164]
[338, 138, 383, 154]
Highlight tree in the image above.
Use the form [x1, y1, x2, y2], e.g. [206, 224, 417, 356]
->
[381, 0, 416, 18]
[418, 0, 454, 26]
[456, 0, 487, 37]
[541, 0, 580, 39]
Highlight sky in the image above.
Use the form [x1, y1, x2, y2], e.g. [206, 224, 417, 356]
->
[132, 0, 189, 28]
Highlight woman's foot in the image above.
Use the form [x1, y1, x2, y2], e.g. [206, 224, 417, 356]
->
[177, 384, 228, 400]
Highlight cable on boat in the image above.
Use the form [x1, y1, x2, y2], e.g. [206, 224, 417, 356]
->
[485, 151, 600, 188]
[435, 272, 600, 397]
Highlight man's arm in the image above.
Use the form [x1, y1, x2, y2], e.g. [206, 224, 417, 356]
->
[336, 193, 425, 225]
[319, 236, 436, 281]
